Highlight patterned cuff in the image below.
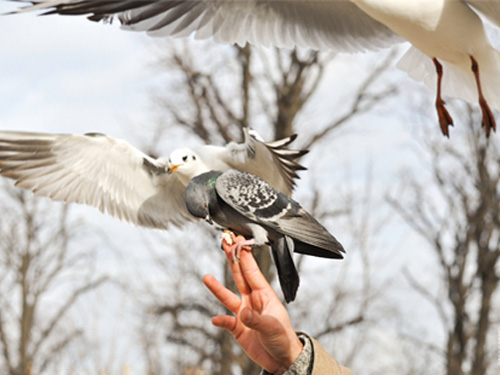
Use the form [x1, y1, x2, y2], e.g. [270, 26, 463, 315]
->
[260, 334, 313, 375]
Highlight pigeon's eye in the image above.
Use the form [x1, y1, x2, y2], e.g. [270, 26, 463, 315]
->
[192, 155, 196, 161]
[182, 155, 188, 162]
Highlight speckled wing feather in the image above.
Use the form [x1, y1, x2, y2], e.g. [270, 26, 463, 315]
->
[0, 131, 194, 229]
[215, 170, 344, 258]
[10, 0, 402, 52]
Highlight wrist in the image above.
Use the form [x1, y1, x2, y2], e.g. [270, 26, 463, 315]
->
[274, 334, 305, 375]
[287, 334, 305, 367]
[261, 334, 312, 375]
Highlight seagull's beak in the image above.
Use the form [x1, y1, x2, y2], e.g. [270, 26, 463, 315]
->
[167, 164, 180, 174]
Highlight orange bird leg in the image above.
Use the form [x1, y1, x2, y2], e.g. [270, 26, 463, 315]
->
[470, 55, 496, 137]
[220, 231, 255, 263]
[230, 238, 255, 262]
[433, 58, 454, 137]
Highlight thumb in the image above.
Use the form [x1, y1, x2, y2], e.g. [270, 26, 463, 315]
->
[240, 308, 282, 336]
[240, 308, 258, 328]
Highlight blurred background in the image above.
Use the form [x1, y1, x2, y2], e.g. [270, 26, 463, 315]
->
[0, 3, 499, 375]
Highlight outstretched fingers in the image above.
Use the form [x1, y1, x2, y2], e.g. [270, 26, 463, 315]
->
[204, 274, 246, 337]
[203, 274, 241, 313]
[211, 315, 238, 332]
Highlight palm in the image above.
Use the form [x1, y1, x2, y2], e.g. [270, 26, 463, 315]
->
[235, 287, 292, 367]
[203, 236, 303, 374]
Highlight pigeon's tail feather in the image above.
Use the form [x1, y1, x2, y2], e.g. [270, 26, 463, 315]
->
[271, 236, 299, 303]
[397, 45, 500, 110]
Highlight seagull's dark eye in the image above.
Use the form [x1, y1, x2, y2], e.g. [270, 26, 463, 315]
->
[168, 158, 171, 164]
[192, 155, 196, 161]
[182, 155, 188, 162]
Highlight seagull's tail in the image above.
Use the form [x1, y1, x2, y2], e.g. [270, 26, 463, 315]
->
[397, 45, 500, 110]
[271, 236, 299, 304]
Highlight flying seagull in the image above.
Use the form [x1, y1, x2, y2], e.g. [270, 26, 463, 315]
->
[186, 169, 345, 303]
[0, 128, 307, 229]
[8, 1, 500, 136]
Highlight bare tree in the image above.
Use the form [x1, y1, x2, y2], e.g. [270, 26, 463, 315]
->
[0, 185, 108, 375]
[133, 40, 399, 375]
[388, 106, 500, 375]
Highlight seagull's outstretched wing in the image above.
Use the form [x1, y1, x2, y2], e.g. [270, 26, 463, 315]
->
[11, 0, 401, 52]
[215, 170, 345, 258]
[467, 0, 500, 27]
[197, 128, 307, 196]
[0, 131, 194, 229]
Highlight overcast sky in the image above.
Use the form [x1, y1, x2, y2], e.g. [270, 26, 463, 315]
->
[0, 2, 156, 137]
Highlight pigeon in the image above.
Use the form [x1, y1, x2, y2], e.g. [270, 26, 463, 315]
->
[0, 127, 307, 229]
[185, 169, 345, 303]
[8, 0, 500, 136]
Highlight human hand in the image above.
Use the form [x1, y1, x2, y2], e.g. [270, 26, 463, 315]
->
[203, 235, 303, 375]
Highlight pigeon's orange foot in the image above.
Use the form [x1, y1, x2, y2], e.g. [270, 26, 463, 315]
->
[479, 97, 496, 137]
[230, 238, 255, 263]
[435, 98, 454, 137]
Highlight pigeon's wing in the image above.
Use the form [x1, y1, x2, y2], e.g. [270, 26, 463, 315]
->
[0, 131, 194, 229]
[215, 170, 344, 258]
[467, 0, 500, 27]
[197, 128, 307, 196]
[11, 0, 402, 52]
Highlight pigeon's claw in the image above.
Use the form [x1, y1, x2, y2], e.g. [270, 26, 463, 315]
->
[230, 239, 255, 263]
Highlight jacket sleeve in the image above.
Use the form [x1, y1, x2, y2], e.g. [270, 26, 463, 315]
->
[309, 336, 352, 375]
[260, 333, 352, 375]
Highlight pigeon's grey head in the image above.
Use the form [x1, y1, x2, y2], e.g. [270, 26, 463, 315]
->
[185, 170, 222, 223]
[167, 148, 209, 185]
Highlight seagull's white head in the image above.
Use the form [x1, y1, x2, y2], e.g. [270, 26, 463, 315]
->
[167, 148, 210, 185]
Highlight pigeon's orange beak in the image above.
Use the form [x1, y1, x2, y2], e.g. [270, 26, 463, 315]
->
[167, 164, 180, 174]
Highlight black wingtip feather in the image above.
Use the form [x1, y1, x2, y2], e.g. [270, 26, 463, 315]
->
[262, 134, 309, 192]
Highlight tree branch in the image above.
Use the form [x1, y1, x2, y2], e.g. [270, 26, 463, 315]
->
[32, 276, 109, 359]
